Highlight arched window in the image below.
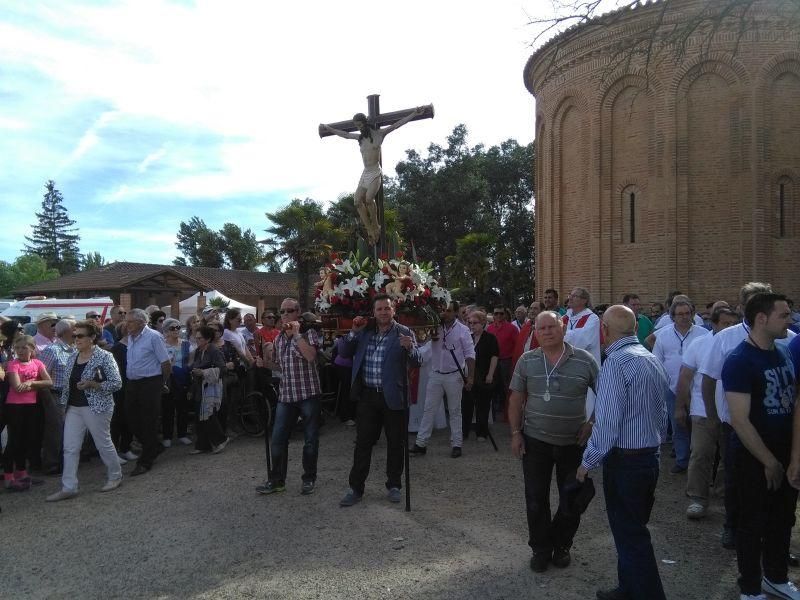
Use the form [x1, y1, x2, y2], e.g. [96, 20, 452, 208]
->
[620, 185, 640, 244]
[776, 177, 795, 238]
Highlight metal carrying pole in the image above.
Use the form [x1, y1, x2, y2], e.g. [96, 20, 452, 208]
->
[447, 347, 498, 451]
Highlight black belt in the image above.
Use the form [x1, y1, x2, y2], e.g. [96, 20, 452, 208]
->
[363, 385, 384, 394]
[610, 446, 658, 456]
[434, 370, 459, 375]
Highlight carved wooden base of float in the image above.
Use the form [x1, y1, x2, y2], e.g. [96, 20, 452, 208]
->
[320, 309, 440, 347]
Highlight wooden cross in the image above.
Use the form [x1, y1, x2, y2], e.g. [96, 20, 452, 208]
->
[319, 94, 434, 254]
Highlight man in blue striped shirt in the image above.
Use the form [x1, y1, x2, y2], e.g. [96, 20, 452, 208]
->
[577, 305, 669, 600]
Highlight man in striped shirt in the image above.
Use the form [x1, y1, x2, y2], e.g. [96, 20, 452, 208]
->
[577, 305, 669, 600]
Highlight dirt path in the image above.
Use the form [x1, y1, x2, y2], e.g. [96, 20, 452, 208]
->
[1, 424, 794, 599]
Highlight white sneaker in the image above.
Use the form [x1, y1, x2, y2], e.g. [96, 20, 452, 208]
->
[119, 451, 139, 461]
[212, 437, 230, 454]
[686, 502, 707, 519]
[178, 436, 193, 446]
[162, 439, 172, 448]
[100, 478, 122, 492]
[46, 489, 78, 502]
[762, 577, 800, 600]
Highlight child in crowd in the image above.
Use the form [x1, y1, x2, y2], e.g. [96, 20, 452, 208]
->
[3, 335, 52, 491]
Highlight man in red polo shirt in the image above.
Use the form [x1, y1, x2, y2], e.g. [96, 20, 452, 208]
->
[487, 305, 518, 421]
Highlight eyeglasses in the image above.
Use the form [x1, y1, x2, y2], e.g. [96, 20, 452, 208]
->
[48, 322, 57, 327]
[168, 326, 181, 331]
[264, 316, 276, 320]
[74, 333, 89, 339]
[279, 308, 297, 314]
[467, 321, 481, 325]
[157, 317, 165, 322]
[87, 314, 100, 319]
[118, 311, 127, 316]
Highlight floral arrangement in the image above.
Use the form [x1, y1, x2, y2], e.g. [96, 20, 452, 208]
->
[314, 250, 451, 316]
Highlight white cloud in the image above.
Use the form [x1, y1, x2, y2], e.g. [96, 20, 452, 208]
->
[0, 0, 544, 261]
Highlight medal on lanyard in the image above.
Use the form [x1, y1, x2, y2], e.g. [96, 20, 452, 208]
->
[543, 346, 566, 402]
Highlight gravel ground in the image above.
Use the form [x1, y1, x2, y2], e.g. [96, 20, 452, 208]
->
[1, 422, 796, 600]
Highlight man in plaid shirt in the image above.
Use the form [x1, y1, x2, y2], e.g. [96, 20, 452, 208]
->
[256, 298, 322, 496]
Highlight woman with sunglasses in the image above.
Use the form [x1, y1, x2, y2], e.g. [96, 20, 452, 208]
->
[46, 319, 122, 501]
[463, 311, 499, 442]
[161, 318, 192, 448]
[189, 325, 228, 454]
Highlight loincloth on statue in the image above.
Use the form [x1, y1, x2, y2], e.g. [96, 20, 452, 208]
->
[358, 165, 382, 188]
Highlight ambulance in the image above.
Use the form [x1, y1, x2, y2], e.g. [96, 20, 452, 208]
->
[0, 297, 115, 324]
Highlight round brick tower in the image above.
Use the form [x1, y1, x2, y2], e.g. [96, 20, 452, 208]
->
[524, 0, 800, 307]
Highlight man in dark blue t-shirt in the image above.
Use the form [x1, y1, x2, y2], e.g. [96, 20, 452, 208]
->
[722, 293, 799, 600]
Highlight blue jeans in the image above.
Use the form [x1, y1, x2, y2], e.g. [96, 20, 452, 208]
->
[269, 396, 320, 485]
[603, 451, 666, 600]
[665, 389, 689, 468]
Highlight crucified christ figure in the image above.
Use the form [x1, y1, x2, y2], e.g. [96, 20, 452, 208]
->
[320, 106, 425, 246]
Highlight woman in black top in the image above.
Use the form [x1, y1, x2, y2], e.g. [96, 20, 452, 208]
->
[190, 325, 228, 454]
[462, 310, 499, 441]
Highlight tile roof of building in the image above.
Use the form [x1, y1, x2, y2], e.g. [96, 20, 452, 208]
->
[12, 261, 299, 298]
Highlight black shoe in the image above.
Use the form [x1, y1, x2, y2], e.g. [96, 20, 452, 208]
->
[721, 526, 736, 550]
[530, 552, 549, 573]
[131, 464, 150, 477]
[670, 464, 687, 474]
[45, 467, 62, 476]
[552, 548, 571, 568]
[451, 447, 462, 458]
[409, 444, 427, 455]
[596, 588, 628, 600]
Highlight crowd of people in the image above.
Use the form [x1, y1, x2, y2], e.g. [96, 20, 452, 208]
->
[2, 283, 800, 600]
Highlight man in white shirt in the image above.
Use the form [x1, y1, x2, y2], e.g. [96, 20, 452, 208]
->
[652, 297, 710, 474]
[411, 301, 475, 458]
[562, 288, 601, 365]
[697, 282, 796, 549]
[653, 291, 705, 331]
[674, 306, 738, 519]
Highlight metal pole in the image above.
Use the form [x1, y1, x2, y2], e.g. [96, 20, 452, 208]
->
[402, 351, 411, 511]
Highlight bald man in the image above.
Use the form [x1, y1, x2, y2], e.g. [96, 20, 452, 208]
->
[577, 305, 669, 600]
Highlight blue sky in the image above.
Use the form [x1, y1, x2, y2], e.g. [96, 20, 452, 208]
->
[0, 1, 548, 266]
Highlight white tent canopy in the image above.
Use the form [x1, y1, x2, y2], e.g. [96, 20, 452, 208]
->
[162, 290, 256, 324]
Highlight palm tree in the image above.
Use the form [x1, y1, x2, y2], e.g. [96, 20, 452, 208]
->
[262, 199, 345, 308]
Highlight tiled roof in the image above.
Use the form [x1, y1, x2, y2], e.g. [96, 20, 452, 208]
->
[12, 261, 299, 298]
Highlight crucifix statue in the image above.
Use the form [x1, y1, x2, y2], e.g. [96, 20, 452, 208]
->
[319, 94, 434, 250]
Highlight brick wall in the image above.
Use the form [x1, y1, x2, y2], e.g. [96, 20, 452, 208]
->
[524, 0, 800, 307]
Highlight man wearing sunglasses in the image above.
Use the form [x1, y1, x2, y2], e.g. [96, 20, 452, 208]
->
[104, 306, 127, 344]
[87, 311, 115, 349]
[34, 312, 59, 352]
[257, 298, 322, 497]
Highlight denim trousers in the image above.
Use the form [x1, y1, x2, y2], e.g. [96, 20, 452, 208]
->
[269, 396, 320, 485]
[602, 451, 666, 600]
[665, 389, 690, 468]
[522, 435, 583, 555]
[735, 443, 798, 595]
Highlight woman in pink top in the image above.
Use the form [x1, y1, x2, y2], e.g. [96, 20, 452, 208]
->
[4, 335, 52, 491]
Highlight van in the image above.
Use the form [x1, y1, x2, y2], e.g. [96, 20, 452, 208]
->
[0, 299, 16, 312]
[0, 297, 115, 325]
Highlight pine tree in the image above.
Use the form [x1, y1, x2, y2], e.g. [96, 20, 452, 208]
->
[23, 180, 82, 275]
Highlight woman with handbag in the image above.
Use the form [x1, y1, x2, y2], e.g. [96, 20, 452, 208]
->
[462, 310, 499, 442]
[46, 319, 123, 502]
[189, 325, 229, 454]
